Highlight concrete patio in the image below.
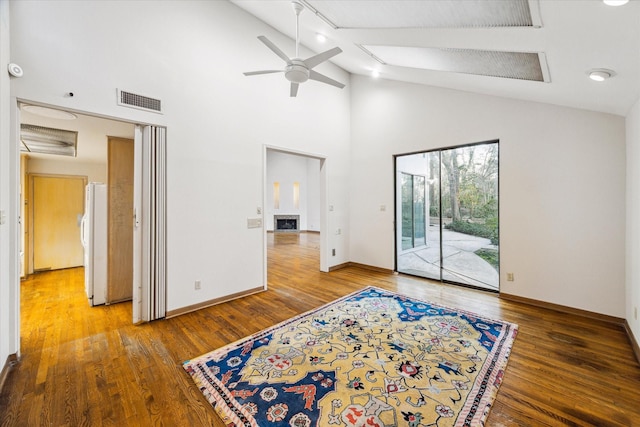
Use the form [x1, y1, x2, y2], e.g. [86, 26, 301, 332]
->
[398, 226, 499, 291]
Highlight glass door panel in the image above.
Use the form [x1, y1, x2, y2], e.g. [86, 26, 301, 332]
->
[400, 172, 427, 251]
[425, 151, 441, 278]
[413, 176, 426, 247]
[396, 153, 440, 281]
[401, 173, 414, 251]
[396, 142, 499, 291]
[440, 144, 499, 290]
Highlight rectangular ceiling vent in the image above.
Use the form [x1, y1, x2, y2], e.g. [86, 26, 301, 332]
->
[117, 89, 162, 114]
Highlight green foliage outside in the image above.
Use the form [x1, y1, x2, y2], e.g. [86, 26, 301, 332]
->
[474, 248, 499, 272]
[445, 219, 499, 245]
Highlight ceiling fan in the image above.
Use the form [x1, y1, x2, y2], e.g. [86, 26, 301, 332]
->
[243, 0, 345, 97]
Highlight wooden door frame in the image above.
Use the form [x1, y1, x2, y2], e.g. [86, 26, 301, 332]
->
[26, 173, 87, 275]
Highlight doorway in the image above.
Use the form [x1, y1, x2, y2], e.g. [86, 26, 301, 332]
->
[18, 103, 136, 313]
[395, 141, 499, 291]
[29, 174, 87, 273]
[265, 147, 326, 284]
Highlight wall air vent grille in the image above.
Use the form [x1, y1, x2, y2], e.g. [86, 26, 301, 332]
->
[117, 89, 162, 113]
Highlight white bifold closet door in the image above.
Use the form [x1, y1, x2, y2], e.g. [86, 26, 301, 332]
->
[133, 125, 167, 323]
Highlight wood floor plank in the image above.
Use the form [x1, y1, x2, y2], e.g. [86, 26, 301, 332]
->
[0, 231, 639, 426]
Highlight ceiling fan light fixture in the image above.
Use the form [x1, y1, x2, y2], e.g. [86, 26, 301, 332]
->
[588, 68, 615, 81]
[603, 0, 628, 6]
[285, 62, 310, 83]
[316, 33, 327, 43]
[371, 69, 380, 78]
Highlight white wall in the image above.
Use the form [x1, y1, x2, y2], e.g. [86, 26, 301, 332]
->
[0, 0, 19, 363]
[626, 97, 640, 342]
[306, 158, 321, 231]
[265, 150, 320, 232]
[8, 1, 351, 315]
[350, 75, 626, 317]
[26, 158, 106, 183]
[396, 153, 429, 176]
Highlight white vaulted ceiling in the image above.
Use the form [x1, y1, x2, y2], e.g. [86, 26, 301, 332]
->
[232, 0, 640, 116]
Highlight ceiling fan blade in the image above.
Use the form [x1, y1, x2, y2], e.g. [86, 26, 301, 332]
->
[304, 47, 343, 69]
[257, 36, 292, 64]
[290, 82, 299, 97]
[309, 70, 345, 89]
[243, 70, 284, 76]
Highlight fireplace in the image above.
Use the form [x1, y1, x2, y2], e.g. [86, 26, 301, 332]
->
[274, 215, 300, 232]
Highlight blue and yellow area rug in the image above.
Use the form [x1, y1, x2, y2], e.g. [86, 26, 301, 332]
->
[183, 287, 518, 427]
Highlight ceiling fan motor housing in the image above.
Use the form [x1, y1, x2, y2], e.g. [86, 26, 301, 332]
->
[285, 60, 310, 83]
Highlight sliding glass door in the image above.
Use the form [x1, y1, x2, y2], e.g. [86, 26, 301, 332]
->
[395, 141, 499, 291]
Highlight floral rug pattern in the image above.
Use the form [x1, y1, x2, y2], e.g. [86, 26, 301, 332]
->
[183, 287, 518, 427]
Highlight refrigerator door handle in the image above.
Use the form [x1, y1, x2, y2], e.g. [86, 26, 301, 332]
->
[80, 215, 87, 246]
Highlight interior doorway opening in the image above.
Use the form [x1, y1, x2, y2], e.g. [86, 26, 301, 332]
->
[395, 140, 500, 292]
[16, 101, 165, 334]
[264, 147, 327, 285]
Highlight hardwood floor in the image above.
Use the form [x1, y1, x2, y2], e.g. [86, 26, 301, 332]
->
[1, 231, 639, 426]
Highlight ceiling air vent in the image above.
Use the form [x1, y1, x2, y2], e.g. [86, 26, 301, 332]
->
[117, 89, 162, 113]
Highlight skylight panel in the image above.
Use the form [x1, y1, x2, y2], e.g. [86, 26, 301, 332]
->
[303, 0, 539, 29]
[362, 45, 547, 82]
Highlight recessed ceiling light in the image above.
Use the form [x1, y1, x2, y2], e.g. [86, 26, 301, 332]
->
[21, 105, 77, 120]
[603, 0, 628, 6]
[588, 68, 616, 81]
[316, 33, 327, 43]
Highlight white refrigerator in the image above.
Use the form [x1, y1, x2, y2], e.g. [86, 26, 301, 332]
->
[81, 182, 107, 306]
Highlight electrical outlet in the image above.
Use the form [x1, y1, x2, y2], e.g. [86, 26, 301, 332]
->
[507, 273, 514, 281]
[332, 249, 336, 256]
[195, 280, 201, 290]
